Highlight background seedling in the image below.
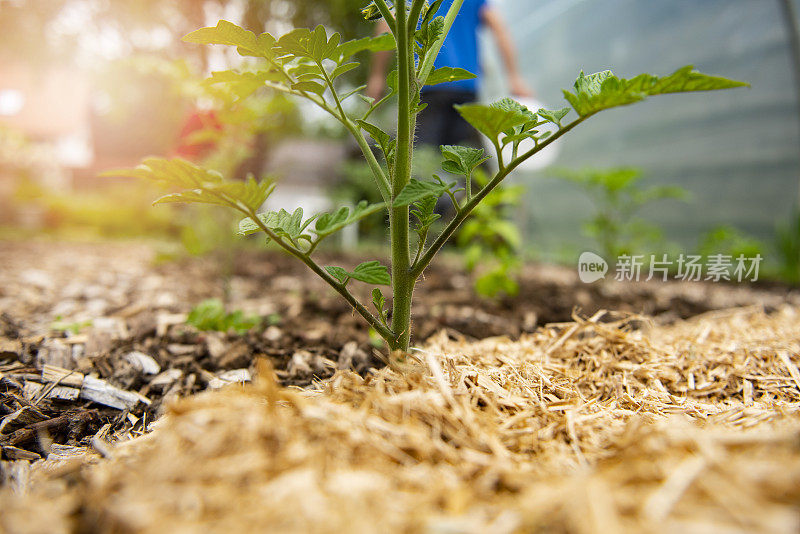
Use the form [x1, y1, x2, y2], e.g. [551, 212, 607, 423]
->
[187, 298, 261, 334]
[557, 167, 689, 260]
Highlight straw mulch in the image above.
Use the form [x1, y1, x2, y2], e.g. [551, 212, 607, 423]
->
[2, 306, 799, 533]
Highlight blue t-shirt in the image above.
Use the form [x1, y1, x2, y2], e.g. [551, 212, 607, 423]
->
[425, 0, 487, 93]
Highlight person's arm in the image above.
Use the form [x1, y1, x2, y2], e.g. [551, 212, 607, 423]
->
[366, 20, 393, 101]
[481, 5, 533, 98]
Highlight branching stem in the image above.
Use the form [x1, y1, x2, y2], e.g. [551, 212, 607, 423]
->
[417, 0, 465, 84]
[410, 116, 588, 278]
[243, 208, 395, 341]
[317, 59, 347, 119]
[372, 0, 396, 30]
[389, 0, 414, 351]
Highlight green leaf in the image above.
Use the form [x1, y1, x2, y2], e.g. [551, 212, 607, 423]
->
[536, 107, 571, 127]
[205, 175, 276, 211]
[492, 98, 541, 135]
[325, 266, 351, 284]
[371, 288, 386, 314]
[314, 200, 386, 238]
[351, 261, 391, 285]
[574, 70, 615, 97]
[335, 33, 395, 62]
[103, 157, 221, 188]
[411, 195, 439, 223]
[394, 178, 457, 207]
[492, 97, 537, 118]
[275, 25, 341, 62]
[331, 62, 359, 80]
[411, 195, 440, 236]
[183, 20, 276, 59]
[295, 73, 324, 83]
[419, 0, 445, 29]
[425, 67, 477, 86]
[361, 2, 383, 21]
[386, 69, 399, 95]
[357, 120, 394, 157]
[289, 63, 325, 80]
[563, 65, 748, 117]
[153, 190, 231, 208]
[237, 207, 314, 242]
[204, 70, 277, 99]
[325, 262, 390, 286]
[440, 145, 490, 177]
[104, 158, 274, 212]
[291, 81, 326, 95]
[237, 216, 262, 236]
[455, 101, 530, 141]
[415, 15, 445, 58]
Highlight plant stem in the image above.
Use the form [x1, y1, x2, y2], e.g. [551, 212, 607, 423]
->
[493, 139, 505, 170]
[410, 117, 587, 278]
[389, 0, 413, 352]
[262, 80, 391, 201]
[244, 209, 395, 341]
[408, 0, 427, 35]
[316, 59, 347, 119]
[372, 0, 396, 29]
[345, 121, 392, 202]
[362, 91, 393, 121]
[417, 0, 465, 84]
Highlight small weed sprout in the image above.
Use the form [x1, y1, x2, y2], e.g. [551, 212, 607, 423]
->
[106, 1, 746, 353]
[187, 298, 261, 334]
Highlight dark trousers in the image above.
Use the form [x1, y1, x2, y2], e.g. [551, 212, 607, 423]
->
[416, 89, 481, 148]
[416, 89, 482, 217]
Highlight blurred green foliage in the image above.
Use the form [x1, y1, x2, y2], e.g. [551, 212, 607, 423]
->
[12, 180, 179, 239]
[457, 170, 524, 298]
[187, 298, 261, 334]
[241, 0, 375, 80]
[334, 158, 387, 241]
[51, 317, 93, 334]
[775, 211, 800, 285]
[698, 225, 765, 262]
[557, 167, 688, 260]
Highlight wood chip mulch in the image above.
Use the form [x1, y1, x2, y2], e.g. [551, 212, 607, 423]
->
[2, 306, 799, 533]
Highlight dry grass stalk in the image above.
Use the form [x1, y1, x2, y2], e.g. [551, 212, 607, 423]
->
[1, 306, 799, 533]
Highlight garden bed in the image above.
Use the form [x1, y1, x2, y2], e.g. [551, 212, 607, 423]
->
[0, 240, 798, 461]
[1, 240, 799, 532]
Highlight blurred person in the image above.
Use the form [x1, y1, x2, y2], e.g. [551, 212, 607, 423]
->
[174, 109, 222, 162]
[366, 0, 533, 149]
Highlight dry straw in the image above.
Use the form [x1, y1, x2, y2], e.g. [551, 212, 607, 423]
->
[2, 306, 799, 533]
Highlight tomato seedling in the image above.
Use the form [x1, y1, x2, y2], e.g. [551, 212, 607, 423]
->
[107, 0, 746, 353]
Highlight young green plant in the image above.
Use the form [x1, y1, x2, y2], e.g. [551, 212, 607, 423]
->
[457, 169, 525, 298]
[558, 167, 689, 260]
[106, 1, 746, 353]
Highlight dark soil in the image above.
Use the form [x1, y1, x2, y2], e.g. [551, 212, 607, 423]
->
[1, 240, 797, 463]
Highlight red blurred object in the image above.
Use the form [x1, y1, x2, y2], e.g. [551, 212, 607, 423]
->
[174, 110, 222, 161]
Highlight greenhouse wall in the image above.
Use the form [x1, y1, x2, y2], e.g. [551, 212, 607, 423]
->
[483, 0, 800, 258]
